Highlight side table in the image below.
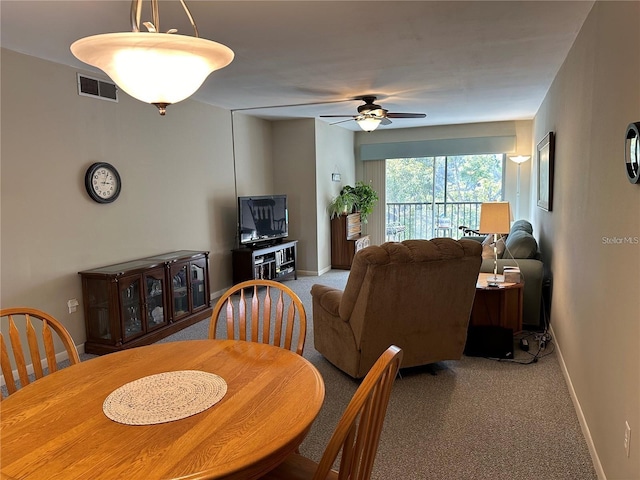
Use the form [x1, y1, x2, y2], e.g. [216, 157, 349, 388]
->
[470, 273, 524, 333]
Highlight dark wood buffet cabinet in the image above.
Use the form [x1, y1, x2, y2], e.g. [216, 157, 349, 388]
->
[79, 250, 212, 355]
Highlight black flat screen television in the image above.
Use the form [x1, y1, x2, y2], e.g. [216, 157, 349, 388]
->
[238, 195, 289, 246]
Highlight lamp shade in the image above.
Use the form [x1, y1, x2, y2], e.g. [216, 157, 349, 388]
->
[509, 155, 531, 164]
[356, 116, 382, 132]
[479, 202, 511, 234]
[71, 32, 234, 111]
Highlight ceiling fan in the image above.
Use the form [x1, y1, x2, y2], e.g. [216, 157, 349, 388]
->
[320, 96, 426, 131]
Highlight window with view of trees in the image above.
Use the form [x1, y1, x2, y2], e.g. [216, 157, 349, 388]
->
[386, 154, 504, 241]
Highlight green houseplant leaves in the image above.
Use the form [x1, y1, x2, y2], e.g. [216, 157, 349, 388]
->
[328, 181, 379, 223]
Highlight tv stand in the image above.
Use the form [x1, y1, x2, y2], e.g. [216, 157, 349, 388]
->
[247, 238, 282, 249]
[232, 240, 298, 284]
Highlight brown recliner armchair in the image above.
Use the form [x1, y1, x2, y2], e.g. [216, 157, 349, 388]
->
[312, 238, 482, 378]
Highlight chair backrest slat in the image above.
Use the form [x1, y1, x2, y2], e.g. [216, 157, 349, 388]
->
[338, 426, 357, 480]
[237, 288, 247, 341]
[273, 291, 284, 348]
[8, 316, 30, 387]
[1, 308, 80, 399]
[0, 333, 18, 395]
[313, 345, 403, 480]
[283, 304, 296, 351]
[42, 321, 59, 375]
[26, 315, 45, 379]
[258, 285, 271, 343]
[251, 287, 260, 341]
[262, 285, 273, 343]
[225, 299, 235, 339]
[210, 279, 307, 356]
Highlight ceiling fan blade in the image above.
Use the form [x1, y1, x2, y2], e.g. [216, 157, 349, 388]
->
[386, 113, 427, 119]
[232, 99, 352, 112]
[329, 118, 356, 126]
[380, 118, 392, 126]
[319, 114, 357, 118]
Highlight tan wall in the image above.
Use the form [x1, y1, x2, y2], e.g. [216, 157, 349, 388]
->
[271, 119, 318, 274]
[0, 49, 245, 348]
[514, 120, 533, 219]
[265, 119, 355, 275]
[315, 121, 356, 273]
[533, 2, 640, 478]
[233, 112, 274, 198]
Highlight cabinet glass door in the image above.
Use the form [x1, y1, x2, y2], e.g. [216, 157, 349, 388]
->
[120, 276, 143, 339]
[84, 278, 112, 341]
[172, 264, 189, 319]
[190, 260, 207, 311]
[145, 269, 165, 330]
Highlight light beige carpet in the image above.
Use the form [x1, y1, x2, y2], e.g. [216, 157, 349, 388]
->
[88, 269, 597, 480]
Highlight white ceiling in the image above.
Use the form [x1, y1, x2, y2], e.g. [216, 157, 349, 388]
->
[1, 1, 594, 130]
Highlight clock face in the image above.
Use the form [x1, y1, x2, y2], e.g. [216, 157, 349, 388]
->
[85, 162, 122, 203]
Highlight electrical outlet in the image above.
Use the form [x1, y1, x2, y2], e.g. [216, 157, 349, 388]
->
[624, 421, 631, 458]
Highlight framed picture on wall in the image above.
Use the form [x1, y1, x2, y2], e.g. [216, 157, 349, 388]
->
[537, 132, 555, 211]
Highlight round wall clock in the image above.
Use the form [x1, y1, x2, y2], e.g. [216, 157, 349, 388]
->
[625, 122, 640, 184]
[85, 162, 122, 203]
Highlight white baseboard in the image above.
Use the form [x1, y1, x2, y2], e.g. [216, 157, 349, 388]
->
[297, 269, 324, 276]
[317, 266, 332, 276]
[551, 325, 606, 480]
[210, 288, 227, 303]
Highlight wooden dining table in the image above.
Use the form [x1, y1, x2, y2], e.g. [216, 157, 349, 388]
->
[0, 339, 325, 480]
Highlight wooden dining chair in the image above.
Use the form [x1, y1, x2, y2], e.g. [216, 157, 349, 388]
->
[260, 345, 403, 480]
[1, 307, 80, 398]
[209, 279, 307, 356]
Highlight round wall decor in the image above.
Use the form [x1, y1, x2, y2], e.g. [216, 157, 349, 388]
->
[85, 162, 122, 203]
[625, 122, 640, 184]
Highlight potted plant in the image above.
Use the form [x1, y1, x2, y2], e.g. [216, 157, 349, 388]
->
[328, 189, 358, 219]
[328, 181, 379, 223]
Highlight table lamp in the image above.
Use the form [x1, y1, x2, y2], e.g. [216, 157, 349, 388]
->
[479, 202, 511, 286]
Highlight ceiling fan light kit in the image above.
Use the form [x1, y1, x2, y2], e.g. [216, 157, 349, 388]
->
[356, 115, 382, 132]
[70, 0, 234, 115]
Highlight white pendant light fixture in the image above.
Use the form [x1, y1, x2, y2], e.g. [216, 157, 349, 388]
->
[356, 115, 382, 132]
[71, 0, 234, 115]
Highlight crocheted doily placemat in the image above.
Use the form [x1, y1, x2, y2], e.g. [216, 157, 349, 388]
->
[103, 370, 227, 425]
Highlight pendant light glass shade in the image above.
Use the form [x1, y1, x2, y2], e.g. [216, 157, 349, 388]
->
[356, 116, 382, 132]
[71, 33, 233, 114]
[70, 0, 234, 115]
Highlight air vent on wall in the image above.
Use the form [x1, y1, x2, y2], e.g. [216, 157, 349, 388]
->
[77, 73, 118, 102]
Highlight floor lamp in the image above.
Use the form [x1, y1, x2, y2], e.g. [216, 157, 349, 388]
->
[509, 155, 530, 219]
[479, 202, 512, 286]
